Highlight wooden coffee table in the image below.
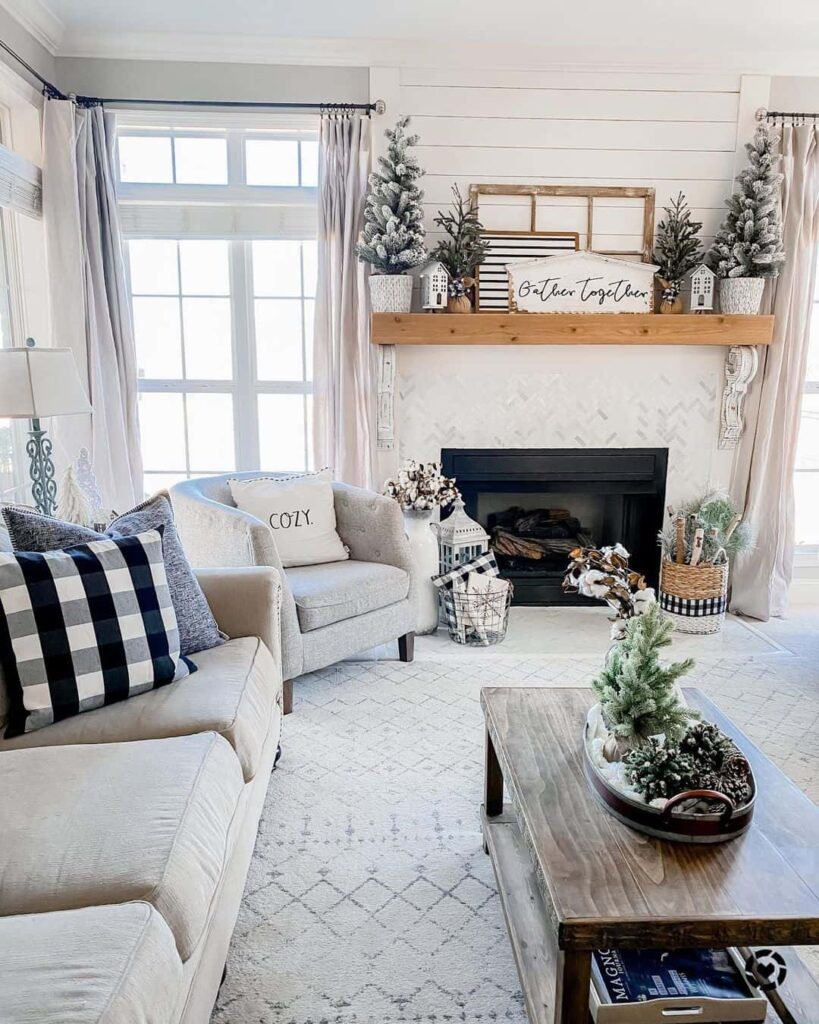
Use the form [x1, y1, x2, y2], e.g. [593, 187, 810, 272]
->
[481, 687, 819, 1024]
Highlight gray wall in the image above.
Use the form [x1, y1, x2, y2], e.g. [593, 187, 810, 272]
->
[0, 8, 57, 90]
[56, 58, 369, 105]
[770, 77, 819, 113]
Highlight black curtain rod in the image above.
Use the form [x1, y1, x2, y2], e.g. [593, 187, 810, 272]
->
[0, 36, 382, 113]
[72, 96, 383, 113]
[757, 107, 819, 123]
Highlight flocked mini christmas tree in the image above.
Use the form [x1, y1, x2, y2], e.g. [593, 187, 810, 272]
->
[592, 602, 698, 749]
[356, 116, 427, 274]
[708, 125, 785, 279]
[653, 192, 703, 310]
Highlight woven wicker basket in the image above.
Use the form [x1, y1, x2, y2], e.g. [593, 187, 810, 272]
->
[659, 559, 729, 635]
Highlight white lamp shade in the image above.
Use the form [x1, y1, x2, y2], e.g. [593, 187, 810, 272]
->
[0, 347, 91, 419]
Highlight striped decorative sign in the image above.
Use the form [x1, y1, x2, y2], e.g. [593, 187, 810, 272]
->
[475, 231, 578, 312]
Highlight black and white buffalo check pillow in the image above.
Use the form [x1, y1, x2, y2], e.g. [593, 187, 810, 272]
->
[0, 529, 194, 737]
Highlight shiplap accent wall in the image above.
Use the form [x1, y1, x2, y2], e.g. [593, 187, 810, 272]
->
[370, 67, 769, 502]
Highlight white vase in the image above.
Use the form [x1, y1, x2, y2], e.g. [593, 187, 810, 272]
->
[403, 509, 440, 635]
[719, 277, 765, 314]
[370, 274, 413, 313]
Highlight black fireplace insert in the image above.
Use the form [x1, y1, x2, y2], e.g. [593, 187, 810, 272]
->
[441, 447, 668, 606]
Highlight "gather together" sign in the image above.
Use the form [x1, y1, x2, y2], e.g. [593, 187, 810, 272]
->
[508, 251, 658, 314]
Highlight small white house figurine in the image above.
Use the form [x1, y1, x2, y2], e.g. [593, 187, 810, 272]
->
[690, 264, 716, 313]
[420, 261, 449, 311]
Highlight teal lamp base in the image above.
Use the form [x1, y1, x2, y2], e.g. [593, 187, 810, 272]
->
[26, 417, 57, 517]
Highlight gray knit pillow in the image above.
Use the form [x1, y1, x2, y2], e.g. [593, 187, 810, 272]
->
[1, 493, 223, 656]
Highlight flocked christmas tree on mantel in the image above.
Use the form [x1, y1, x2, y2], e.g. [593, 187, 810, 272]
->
[653, 192, 703, 313]
[708, 125, 785, 313]
[357, 115, 427, 313]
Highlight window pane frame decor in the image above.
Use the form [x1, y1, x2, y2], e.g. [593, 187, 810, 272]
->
[116, 112, 318, 491]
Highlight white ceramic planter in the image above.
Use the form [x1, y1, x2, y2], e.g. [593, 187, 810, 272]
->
[403, 509, 440, 635]
[369, 273, 413, 313]
[719, 277, 765, 315]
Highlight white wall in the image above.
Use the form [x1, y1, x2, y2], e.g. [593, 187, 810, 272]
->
[56, 57, 369, 105]
[372, 67, 769, 504]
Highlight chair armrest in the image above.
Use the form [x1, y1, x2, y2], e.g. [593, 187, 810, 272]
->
[194, 566, 282, 671]
[333, 482, 414, 581]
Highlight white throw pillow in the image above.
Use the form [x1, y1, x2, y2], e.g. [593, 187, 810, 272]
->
[229, 470, 349, 568]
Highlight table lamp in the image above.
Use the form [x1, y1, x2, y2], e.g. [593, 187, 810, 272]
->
[0, 338, 92, 516]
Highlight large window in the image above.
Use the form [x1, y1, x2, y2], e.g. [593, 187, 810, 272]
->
[794, 262, 819, 566]
[116, 114, 318, 493]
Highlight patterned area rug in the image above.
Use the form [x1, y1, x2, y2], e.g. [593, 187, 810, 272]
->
[213, 614, 819, 1024]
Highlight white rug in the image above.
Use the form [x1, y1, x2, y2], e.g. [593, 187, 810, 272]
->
[213, 610, 819, 1023]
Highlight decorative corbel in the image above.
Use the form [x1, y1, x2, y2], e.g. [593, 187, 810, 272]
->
[376, 344, 396, 451]
[719, 345, 759, 449]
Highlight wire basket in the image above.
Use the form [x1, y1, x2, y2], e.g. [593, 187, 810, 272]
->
[441, 583, 513, 646]
[659, 559, 729, 635]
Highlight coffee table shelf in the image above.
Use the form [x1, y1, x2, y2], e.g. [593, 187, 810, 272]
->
[481, 687, 819, 1024]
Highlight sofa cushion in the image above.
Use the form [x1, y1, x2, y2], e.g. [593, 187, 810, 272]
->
[287, 559, 410, 632]
[2, 493, 224, 657]
[0, 903, 182, 1024]
[0, 636, 277, 782]
[0, 733, 243, 960]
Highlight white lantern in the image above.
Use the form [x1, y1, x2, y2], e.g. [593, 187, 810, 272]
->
[689, 263, 716, 313]
[420, 260, 449, 311]
[434, 497, 489, 575]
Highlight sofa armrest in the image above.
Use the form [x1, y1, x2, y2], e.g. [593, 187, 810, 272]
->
[332, 483, 415, 592]
[194, 567, 283, 672]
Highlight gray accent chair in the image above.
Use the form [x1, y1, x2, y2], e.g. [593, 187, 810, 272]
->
[171, 473, 416, 713]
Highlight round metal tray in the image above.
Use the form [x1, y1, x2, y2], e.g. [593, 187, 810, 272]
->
[583, 714, 756, 844]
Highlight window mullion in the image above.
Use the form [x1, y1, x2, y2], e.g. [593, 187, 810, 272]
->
[231, 239, 258, 470]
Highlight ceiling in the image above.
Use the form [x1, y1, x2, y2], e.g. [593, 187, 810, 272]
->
[8, 0, 819, 72]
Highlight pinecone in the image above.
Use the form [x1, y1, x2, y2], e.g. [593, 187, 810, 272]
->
[715, 753, 753, 807]
[679, 722, 732, 771]
[625, 740, 697, 803]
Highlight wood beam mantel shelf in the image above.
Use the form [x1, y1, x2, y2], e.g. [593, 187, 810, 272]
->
[371, 312, 774, 347]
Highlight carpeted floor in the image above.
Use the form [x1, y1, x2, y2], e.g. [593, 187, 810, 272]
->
[212, 602, 819, 1024]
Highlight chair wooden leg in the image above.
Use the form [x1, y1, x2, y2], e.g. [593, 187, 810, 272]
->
[398, 632, 415, 663]
[282, 678, 293, 715]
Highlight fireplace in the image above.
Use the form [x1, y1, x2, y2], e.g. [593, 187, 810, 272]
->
[441, 448, 668, 605]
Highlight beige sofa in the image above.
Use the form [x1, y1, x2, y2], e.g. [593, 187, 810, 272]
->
[0, 559, 284, 1024]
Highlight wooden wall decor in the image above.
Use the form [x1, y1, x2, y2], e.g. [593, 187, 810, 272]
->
[469, 184, 656, 264]
[475, 231, 578, 311]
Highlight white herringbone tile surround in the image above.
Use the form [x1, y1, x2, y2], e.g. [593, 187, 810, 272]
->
[213, 599, 819, 1024]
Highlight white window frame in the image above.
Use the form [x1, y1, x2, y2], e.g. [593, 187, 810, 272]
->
[116, 111, 318, 482]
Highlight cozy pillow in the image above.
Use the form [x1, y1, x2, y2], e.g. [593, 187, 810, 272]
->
[2, 493, 222, 656]
[229, 470, 349, 568]
[0, 529, 194, 738]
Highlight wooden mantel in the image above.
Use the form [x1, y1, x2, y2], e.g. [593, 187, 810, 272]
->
[371, 312, 774, 347]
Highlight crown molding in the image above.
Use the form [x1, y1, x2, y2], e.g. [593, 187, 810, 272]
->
[0, 0, 65, 55]
[53, 29, 818, 77]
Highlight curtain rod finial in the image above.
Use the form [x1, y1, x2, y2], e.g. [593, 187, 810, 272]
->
[373, 99, 386, 115]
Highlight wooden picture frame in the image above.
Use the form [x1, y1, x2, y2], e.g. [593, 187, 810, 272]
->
[475, 230, 579, 312]
[469, 183, 656, 264]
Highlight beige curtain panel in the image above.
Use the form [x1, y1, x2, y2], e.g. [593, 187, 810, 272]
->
[731, 124, 819, 620]
[312, 114, 373, 488]
[43, 100, 143, 512]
